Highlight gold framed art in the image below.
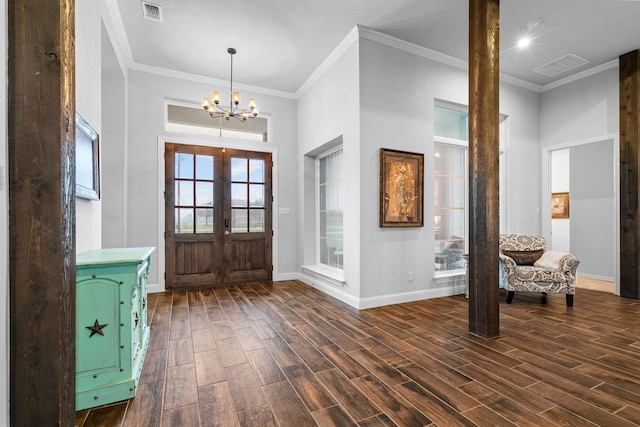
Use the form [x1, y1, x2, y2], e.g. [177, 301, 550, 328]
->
[379, 148, 424, 227]
[551, 192, 569, 219]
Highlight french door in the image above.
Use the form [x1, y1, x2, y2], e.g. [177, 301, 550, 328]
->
[164, 143, 272, 289]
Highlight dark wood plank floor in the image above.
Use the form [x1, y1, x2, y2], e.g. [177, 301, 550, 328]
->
[76, 280, 640, 426]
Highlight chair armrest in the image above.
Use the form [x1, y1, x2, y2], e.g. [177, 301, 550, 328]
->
[499, 253, 516, 269]
[560, 254, 580, 273]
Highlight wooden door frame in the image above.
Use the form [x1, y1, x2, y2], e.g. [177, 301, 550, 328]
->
[155, 136, 279, 293]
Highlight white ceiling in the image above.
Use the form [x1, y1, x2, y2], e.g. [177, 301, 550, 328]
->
[112, 0, 640, 94]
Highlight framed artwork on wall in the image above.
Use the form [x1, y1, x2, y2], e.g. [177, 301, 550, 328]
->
[551, 192, 569, 219]
[379, 148, 424, 227]
[76, 112, 100, 200]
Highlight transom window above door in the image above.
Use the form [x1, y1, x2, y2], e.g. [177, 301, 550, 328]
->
[166, 103, 268, 141]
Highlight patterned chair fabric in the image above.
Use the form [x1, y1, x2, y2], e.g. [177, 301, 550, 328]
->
[499, 234, 579, 306]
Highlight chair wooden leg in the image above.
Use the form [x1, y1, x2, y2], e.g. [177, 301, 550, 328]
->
[566, 294, 574, 307]
[506, 291, 514, 304]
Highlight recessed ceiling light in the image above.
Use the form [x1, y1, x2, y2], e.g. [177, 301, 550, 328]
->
[517, 37, 531, 48]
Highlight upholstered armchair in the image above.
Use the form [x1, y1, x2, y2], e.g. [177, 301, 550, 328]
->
[499, 234, 579, 306]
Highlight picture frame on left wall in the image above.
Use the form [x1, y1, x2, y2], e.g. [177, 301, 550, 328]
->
[76, 112, 100, 200]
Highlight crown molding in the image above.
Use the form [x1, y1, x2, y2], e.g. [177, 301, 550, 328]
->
[129, 63, 296, 100]
[357, 25, 468, 70]
[358, 26, 544, 93]
[540, 59, 619, 92]
[295, 26, 360, 98]
[102, 0, 134, 73]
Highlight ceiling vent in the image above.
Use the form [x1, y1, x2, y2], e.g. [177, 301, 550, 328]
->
[533, 53, 590, 77]
[141, 1, 163, 22]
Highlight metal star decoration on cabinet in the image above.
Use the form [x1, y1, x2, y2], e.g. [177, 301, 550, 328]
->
[86, 319, 108, 337]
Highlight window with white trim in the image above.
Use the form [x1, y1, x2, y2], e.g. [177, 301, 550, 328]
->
[318, 147, 343, 269]
[434, 106, 468, 273]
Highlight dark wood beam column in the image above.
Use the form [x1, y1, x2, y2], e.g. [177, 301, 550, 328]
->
[468, 0, 500, 337]
[620, 49, 640, 300]
[8, 0, 76, 424]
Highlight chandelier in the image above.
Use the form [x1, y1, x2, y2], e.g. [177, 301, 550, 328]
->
[201, 48, 259, 122]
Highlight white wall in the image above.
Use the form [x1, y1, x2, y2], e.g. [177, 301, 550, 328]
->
[541, 66, 619, 281]
[358, 37, 541, 304]
[75, 0, 103, 255]
[500, 83, 542, 233]
[101, 22, 128, 249]
[570, 140, 615, 279]
[298, 28, 541, 308]
[541, 66, 619, 145]
[126, 70, 298, 288]
[297, 33, 361, 306]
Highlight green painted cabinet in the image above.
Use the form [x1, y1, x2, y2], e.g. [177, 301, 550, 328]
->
[76, 247, 154, 410]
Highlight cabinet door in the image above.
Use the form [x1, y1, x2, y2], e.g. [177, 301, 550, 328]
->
[76, 278, 121, 376]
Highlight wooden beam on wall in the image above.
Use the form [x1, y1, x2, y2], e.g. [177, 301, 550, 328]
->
[468, 0, 500, 337]
[8, 0, 76, 424]
[620, 49, 640, 300]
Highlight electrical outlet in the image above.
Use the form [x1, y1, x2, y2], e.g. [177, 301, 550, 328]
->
[408, 271, 414, 281]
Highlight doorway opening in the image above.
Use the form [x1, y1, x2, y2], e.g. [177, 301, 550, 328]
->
[543, 135, 619, 294]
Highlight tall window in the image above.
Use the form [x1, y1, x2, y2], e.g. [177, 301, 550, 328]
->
[319, 148, 343, 269]
[434, 106, 468, 272]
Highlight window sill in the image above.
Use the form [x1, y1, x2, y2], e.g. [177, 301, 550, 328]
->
[433, 269, 466, 287]
[301, 264, 345, 287]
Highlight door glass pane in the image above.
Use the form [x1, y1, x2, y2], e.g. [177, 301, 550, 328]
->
[175, 153, 194, 179]
[175, 208, 194, 233]
[249, 184, 264, 207]
[249, 159, 264, 182]
[231, 209, 248, 233]
[249, 210, 265, 232]
[195, 208, 214, 233]
[195, 181, 214, 207]
[195, 155, 214, 180]
[175, 181, 194, 206]
[231, 157, 248, 181]
[231, 183, 247, 207]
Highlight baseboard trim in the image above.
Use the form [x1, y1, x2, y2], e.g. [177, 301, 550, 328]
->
[577, 273, 614, 282]
[358, 285, 466, 309]
[295, 272, 465, 309]
[297, 273, 360, 308]
[147, 283, 162, 294]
